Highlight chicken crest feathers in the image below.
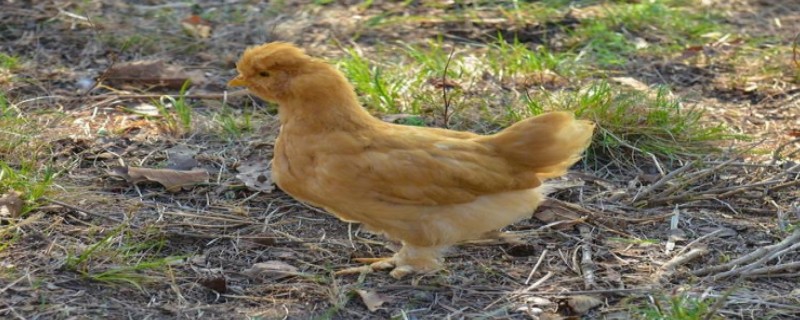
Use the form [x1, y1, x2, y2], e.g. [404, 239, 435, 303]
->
[237, 42, 310, 74]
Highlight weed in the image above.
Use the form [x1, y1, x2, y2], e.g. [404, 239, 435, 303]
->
[0, 92, 13, 118]
[338, 48, 403, 113]
[0, 53, 19, 70]
[215, 105, 253, 139]
[153, 81, 194, 135]
[488, 35, 578, 84]
[65, 224, 185, 290]
[564, 81, 739, 159]
[635, 292, 723, 320]
[0, 161, 54, 214]
[570, 1, 724, 66]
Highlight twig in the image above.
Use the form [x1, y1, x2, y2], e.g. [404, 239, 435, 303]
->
[630, 161, 696, 204]
[743, 261, 800, 276]
[772, 137, 800, 165]
[525, 249, 548, 285]
[42, 197, 124, 223]
[484, 270, 557, 310]
[643, 175, 800, 207]
[652, 246, 708, 283]
[521, 271, 554, 293]
[644, 157, 739, 206]
[525, 287, 654, 296]
[693, 229, 800, 278]
[441, 47, 456, 129]
[577, 225, 597, 289]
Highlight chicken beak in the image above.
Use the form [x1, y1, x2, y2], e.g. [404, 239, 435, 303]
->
[227, 75, 247, 87]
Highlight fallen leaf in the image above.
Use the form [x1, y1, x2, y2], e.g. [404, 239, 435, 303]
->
[241, 261, 298, 278]
[526, 296, 556, 307]
[532, 201, 584, 230]
[611, 77, 650, 91]
[103, 60, 205, 89]
[129, 103, 160, 116]
[236, 160, 274, 193]
[788, 129, 800, 137]
[109, 166, 209, 192]
[181, 15, 212, 39]
[199, 276, 227, 293]
[0, 191, 23, 219]
[355, 289, 389, 312]
[565, 295, 602, 315]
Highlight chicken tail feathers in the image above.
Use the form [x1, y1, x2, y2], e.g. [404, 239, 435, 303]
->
[479, 112, 594, 178]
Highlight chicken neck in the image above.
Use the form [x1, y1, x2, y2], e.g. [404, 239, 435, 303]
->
[277, 66, 382, 135]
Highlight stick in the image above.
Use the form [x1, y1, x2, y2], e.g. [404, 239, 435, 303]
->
[652, 246, 708, 283]
[42, 197, 124, 224]
[578, 225, 597, 289]
[631, 161, 695, 204]
[525, 249, 548, 285]
[693, 229, 800, 277]
[441, 47, 456, 129]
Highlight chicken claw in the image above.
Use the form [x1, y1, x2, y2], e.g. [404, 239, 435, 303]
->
[338, 245, 443, 279]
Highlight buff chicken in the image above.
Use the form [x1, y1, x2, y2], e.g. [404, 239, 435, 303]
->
[228, 42, 594, 279]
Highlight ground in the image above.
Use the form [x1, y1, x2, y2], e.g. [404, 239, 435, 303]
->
[1, 0, 799, 319]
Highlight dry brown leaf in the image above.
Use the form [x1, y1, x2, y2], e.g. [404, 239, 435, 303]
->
[109, 166, 209, 192]
[104, 60, 205, 89]
[236, 159, 274, 193]
[565, 295, 602, 315]
[198, 277, 227, 293]
[355, 289, 389, 312]
[611, 77, 650, 91]
[181, 15, 212, 39]
[241, 261, 298, 278]
[532, 201, 583, 230]
[0, 191, 23, 219]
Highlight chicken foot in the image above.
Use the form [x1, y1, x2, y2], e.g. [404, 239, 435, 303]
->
[337, 244, 445, 279]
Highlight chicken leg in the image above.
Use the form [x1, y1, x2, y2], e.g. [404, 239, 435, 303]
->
[338, 244, 445, 279]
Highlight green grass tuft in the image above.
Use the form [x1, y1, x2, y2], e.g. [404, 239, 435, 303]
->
[635, 292, 723, 320]
[0, 161, 55, 215]
[65, 224, 185, 290]
[566, 82, 740, 159]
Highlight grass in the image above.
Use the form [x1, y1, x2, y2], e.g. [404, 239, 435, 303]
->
[64, 223, 185, 290]
[634, 292, 724, 320]
[338, 40, 740, 161]
[0, 161, 55, 215]
[0, 53, 20, 71]
[566, 82, 739, 158]
[214, 104, 254, 139]
[570, 1, 724, 66]
[153, 80, 194, 135]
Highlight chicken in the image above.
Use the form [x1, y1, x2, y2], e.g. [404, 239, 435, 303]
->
[228, 42, 594, 279]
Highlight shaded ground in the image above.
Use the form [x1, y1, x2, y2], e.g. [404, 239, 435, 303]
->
[1, 1, 799, 319]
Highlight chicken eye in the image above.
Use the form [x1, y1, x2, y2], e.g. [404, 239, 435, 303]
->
[258, 71, 270, 77]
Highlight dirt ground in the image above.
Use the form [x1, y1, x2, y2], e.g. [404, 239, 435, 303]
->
[1, 1, 799, 319]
